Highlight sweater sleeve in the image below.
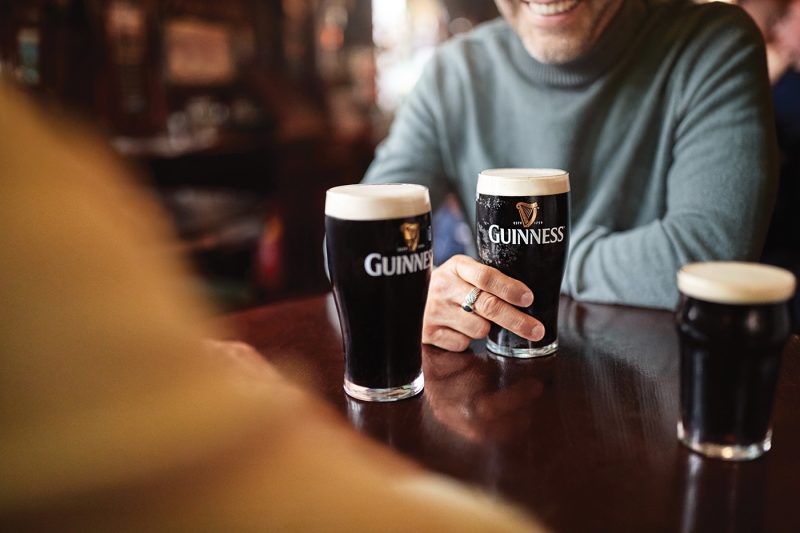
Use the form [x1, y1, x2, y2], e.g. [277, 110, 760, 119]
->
[362, 55, 451, 207]
[563, 7, 779, 309]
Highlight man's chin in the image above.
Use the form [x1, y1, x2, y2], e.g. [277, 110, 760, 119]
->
[521, 36, 587, 64]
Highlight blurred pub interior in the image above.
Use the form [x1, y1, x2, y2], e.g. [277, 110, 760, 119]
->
[0, 0, 497, 311]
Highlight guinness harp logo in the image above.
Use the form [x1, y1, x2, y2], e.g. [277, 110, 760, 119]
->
[516, 202, 539, 228]
[400, 223, 420, 251]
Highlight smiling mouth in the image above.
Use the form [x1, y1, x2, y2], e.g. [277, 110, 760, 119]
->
[523, 0, 581, 16]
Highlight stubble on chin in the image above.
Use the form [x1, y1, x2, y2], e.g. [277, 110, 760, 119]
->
[506, 0, 624, 65]
[520, 32, 587, 64]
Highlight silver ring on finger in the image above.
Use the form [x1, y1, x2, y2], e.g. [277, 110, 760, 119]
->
[461, 287, 482, 313]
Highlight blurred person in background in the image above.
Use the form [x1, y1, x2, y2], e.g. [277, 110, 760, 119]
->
[363, 0, 778, 351]
[739, 0, 791, 81]
[741, 0, 800, 330]
[0, 82, 541, 531]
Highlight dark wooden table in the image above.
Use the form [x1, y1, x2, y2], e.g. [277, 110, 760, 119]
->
[225, 294, 800, 532]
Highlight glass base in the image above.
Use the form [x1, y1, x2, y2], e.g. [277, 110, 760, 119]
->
[344, 372, 424, 402]
[677, 421, 771, 461]
[486, 338, 558, 358]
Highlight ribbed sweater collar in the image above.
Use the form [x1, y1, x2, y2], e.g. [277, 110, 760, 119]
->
[507, 0, 649, 87]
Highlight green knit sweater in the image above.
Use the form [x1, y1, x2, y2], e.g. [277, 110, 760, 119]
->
[363, 0, 777, 309]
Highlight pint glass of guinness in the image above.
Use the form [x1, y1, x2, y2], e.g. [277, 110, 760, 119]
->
[677, 262, 796, 460]
[476, 169, 570, 357]
[325, 184, 432, 401]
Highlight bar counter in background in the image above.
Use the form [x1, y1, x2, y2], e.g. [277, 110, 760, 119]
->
[1, 0, 493, 310]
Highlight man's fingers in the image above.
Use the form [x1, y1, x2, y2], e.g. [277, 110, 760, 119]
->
[473, 292, 545, 341]
[443, 306, 492, 339]
[426, 278, 492, 339]
[423, 326, 473, 352]
[436, 272, 543, 342]
[452, 256, 533, 307]
[424, 255, 544, 345]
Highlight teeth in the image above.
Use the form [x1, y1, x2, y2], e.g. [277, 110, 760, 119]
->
[526, 0, 580, 16]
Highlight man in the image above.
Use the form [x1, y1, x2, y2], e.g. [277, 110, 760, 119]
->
[363, 0, 777, 351]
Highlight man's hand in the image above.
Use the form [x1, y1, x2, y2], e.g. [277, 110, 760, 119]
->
[423, 255, 545, 351]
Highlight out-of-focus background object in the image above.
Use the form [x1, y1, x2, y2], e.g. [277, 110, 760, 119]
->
[0, 0, 497, 311]
[0, 81, 541, 532]
[740, 0, 800, 330]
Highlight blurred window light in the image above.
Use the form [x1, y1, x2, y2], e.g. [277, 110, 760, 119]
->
[372, 0, 444, 112]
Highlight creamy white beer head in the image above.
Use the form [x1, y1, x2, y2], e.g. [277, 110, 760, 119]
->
[678, 262, 796, 305]
[477, 169, 570, 196]
[325, 184, 431, 221]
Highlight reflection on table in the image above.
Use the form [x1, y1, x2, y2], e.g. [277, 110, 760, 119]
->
[225, 294, 800, 532]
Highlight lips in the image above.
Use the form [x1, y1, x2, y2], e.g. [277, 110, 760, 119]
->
[523, 0, 581, 16]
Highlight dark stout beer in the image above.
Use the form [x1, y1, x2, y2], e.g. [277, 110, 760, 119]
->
[325, 184, 432, 401]
[676, 262, 795, 460]
[476, 169, 570, 357]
